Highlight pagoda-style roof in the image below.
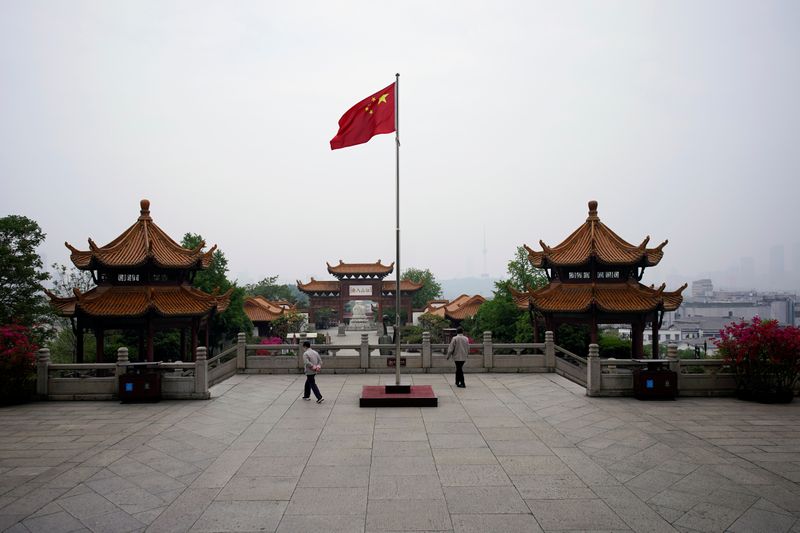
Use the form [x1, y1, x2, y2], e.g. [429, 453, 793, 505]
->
[327, 260, 394, 278]
[244, 296, 295, 323]
[65, 199, 217, 270]
[525, 201, 667, 268]
[45, 284, 232, 318]
[296, 277, 423, 293]
[424, 294, 486, 321]
[512, 280, 687, 314]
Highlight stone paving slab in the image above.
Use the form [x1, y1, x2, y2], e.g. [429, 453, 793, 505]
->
[1, 373, 799, 532]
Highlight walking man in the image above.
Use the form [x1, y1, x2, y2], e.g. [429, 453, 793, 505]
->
[446, 327, 469, 388]
[302, 341, 324, 403]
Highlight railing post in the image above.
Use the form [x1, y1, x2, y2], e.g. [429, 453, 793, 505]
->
[115, 347, 129, 379]
[483, 331, 493, 369]
[37, 348, 50, 397]
[667, 343, 680, 390]
[544, 330, 555, 371]
[360, 333, 370, 369]
[297, 333, 307, 370]
[195, 346, 208, 397]
[422, 331, 431, 369]
[236, 332, 246, 370]
[587, 343, 600, 396]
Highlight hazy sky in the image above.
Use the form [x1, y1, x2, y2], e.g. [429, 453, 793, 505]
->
[1, 1, 799, 290]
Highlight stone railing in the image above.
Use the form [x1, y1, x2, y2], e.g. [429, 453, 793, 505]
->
[37, 346, 210, 401]
[240, 331, 557, 375]
[586, 343, 736, 397]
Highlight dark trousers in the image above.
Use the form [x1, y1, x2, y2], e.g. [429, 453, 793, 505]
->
[455, 361, 465, 386]
[304, 374, 322, 400]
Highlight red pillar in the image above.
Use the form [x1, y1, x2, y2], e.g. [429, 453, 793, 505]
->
[95, 327, 104, 363]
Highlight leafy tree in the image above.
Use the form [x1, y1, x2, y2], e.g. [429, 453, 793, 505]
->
[181, 233, 251, 349]
[417, 312, 451, 343]
[244, 275, 299, 303]
[401, 267, 442, 309]
[0, 215, 51, 339]
[271, 310, 306, 340]
[506, 246, 548, 292]
[47, 263, 96, 362]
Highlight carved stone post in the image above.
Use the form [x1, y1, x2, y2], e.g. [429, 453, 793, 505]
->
[587, 343, 601, 396]
[422, 331, 431, 369]
[236, 332, 246, 370]
[37, 348, 50, 397]
[195, 346, 208, 397]
[360, 333, 370, 370]
[667, 343, 680, 389]
[297, 332, 307, 370]
[115, 347, 129, 380]
[544, 330, 555, 371]
[483, 331, 493, 369]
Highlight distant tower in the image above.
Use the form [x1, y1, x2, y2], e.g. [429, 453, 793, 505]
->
[692, 279, 714, 298]
[481, 228, 489, 278]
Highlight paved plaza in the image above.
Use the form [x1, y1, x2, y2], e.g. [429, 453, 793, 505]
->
[1, 373, 800, 533]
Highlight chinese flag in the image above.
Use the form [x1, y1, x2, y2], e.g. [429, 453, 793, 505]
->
[330, 83, 395, 150]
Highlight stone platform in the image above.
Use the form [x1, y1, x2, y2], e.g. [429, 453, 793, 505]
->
[359, 385, 438, 407]
[1, 373, 799, 532]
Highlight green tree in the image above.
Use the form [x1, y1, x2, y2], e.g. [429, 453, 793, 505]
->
[0, 215, 51, 338]
[417, 312, 451, 343]
[402, 267, 442, 309]
[506, 246, 548, 292]
[181, 233, 251, 349]
[47, 263, 96, 362]
[244, 275, 298, 303]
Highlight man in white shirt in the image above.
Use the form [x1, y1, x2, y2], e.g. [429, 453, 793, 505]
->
[446, 327, 469, 388]
[302, 341, 324, 403]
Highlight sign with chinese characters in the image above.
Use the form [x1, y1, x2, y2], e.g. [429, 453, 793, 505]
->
[349, 285, 373, 296]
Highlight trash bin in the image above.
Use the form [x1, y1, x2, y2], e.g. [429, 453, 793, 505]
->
[632, 359, 677, 400]
[119, 363, 162, 403]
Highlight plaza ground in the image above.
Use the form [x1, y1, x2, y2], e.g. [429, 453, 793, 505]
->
[1, 373, 799, 532]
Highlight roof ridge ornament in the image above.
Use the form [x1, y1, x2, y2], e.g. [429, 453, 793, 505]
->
[638, 236, 651, 250]
[587, 200, 599, 221]
[88, 238, 99, 252]
[138, 199, 152, 221]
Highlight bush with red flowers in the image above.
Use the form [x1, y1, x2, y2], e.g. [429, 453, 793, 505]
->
[716, 317, 800, 403]
[0, 324, 38, 404]
[255, 336, 283, 355]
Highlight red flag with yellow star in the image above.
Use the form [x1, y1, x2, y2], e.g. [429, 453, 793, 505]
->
[330, 83, 395, 150]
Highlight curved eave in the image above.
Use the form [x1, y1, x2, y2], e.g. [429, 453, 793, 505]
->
[520, 281, 687, 314]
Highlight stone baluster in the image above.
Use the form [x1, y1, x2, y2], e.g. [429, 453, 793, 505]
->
[360, 333, 370, 369]
[236, 332, 246, 370]
[115, 347, 129, 379]
[587, 343, 600, 396]
[422, 331, 431, 369]
[297, 333, 307, 370]
[667, 343, 680, 391]
[483, 331, 493, 369]
[37, 348, 50, 397]
[195, 346, 208, 396]
[544, 330, 555, 371]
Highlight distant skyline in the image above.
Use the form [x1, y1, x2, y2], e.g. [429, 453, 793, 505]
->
[2, 1, 799, 292]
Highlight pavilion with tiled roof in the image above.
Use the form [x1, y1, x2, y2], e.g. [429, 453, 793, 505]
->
[297, 261, 422, 325]
[513, 201, 686, 357]
[46, 199, 232, 362]
[244, 296, 295, 337]
[422, 295, 486, 324]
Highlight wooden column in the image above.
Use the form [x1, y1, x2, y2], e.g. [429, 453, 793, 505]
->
[590, 310, 598, 343]
[138, 328, 145, 362]
[652, 319, 660, 359]
[632, 321, 644, 358]
[95, 327, 104, 363]
[146, 316, 154, 362]
[190, 318, 198, 362]
[76, 324, 84, 363]
[180, 327, 186, 361]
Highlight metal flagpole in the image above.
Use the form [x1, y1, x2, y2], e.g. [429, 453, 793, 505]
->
[394, 72, 401, 386]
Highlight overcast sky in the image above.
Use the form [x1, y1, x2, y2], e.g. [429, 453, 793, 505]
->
[1, 1, 799, 291]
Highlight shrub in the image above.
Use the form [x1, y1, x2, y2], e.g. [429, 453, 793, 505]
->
[598, 335, 632, 359]
[255, 336, 283, 355]
[716, 317, 800, 402]
[0, 324, 38, 404]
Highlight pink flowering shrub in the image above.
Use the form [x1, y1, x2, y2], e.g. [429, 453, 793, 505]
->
[716, 317, 800, 402]
[255, 336, 283, 356]
[0, 324, 38, 403]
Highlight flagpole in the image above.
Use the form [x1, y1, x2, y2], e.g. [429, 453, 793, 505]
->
[394, 73, 402, 386]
